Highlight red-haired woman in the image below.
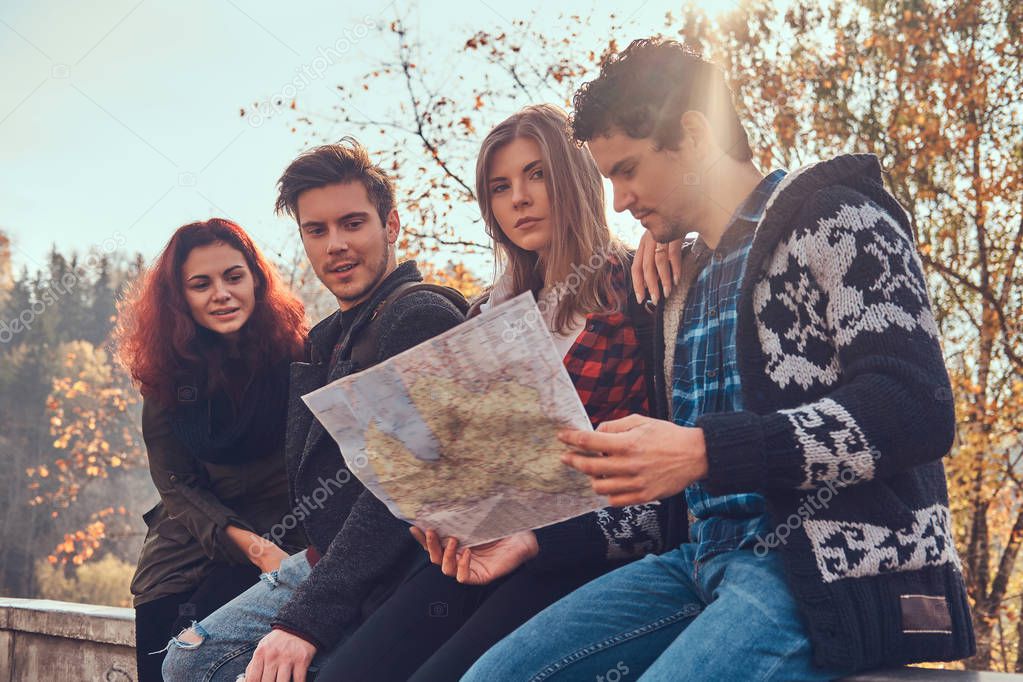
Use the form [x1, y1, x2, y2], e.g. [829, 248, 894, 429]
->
[117, 219, 308, 681]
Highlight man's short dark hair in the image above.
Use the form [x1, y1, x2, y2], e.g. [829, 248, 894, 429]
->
[275, 136, 396, 223]
[571, 38, 753, 161]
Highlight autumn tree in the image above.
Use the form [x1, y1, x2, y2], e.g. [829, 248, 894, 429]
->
[28, 340, 146, 566]
[0, 231, 12, 305]
[285, 15, 632, 264]
[0, 244, 147, 596]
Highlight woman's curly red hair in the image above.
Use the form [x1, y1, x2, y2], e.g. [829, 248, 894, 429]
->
[117, 218, 307, 407]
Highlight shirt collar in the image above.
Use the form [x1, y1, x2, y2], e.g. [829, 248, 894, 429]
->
[694, 169, 787, 257]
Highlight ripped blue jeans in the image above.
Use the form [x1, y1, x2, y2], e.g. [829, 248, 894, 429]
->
[161, 550, 338, 682]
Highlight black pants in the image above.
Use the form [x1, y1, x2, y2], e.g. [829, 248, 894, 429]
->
[315, 559, 620, 682]
[134, 562, 260, 682]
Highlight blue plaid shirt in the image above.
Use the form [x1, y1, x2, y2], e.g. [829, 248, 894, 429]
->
[673, 169, 786, 563]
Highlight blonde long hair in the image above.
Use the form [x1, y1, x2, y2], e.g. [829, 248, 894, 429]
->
[476, 104, 629, 333]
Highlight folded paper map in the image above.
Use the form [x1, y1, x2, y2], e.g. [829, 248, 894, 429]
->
[302, 291, 607, 546]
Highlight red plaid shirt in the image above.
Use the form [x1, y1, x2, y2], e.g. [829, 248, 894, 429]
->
[532, 261, 666, 569]
[563, 264, 649, 426]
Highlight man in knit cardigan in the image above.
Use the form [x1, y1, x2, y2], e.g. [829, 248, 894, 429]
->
[464, 38, 974, 680]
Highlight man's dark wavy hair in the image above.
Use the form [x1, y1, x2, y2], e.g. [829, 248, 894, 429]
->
[570, 38, 753, 161]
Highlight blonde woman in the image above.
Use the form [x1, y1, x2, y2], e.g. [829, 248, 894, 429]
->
[315, 104, 682, 682]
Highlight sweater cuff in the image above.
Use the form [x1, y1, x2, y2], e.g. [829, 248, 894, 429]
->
[270, 623, 323, 652]
[695, 410, 767, 495]
[697, 409, 809, 494]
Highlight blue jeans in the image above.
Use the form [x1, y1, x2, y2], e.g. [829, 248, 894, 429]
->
[161, 550, 345, 682]
[463, 545, 849, 681]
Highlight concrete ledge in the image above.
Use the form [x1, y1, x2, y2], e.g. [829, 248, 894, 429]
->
[0, 598, 1017, 681]
[0, 598, 136, 682]
[0, 598, 133, 645]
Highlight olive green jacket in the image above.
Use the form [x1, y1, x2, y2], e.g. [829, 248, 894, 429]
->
[130, 398, 305, 607]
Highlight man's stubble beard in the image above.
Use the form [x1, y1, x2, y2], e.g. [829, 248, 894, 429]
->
[658, 190, 702, 243]
[649, 211, 692, 244]
[335, 234, 392, 307]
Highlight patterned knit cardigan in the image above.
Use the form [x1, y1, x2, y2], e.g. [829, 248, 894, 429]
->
[661, 154, 975, 671]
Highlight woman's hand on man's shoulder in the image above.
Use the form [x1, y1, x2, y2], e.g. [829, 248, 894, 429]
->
[632, 232, 686, 305]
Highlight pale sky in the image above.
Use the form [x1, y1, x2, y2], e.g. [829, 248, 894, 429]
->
[1, 0, 742, 278]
